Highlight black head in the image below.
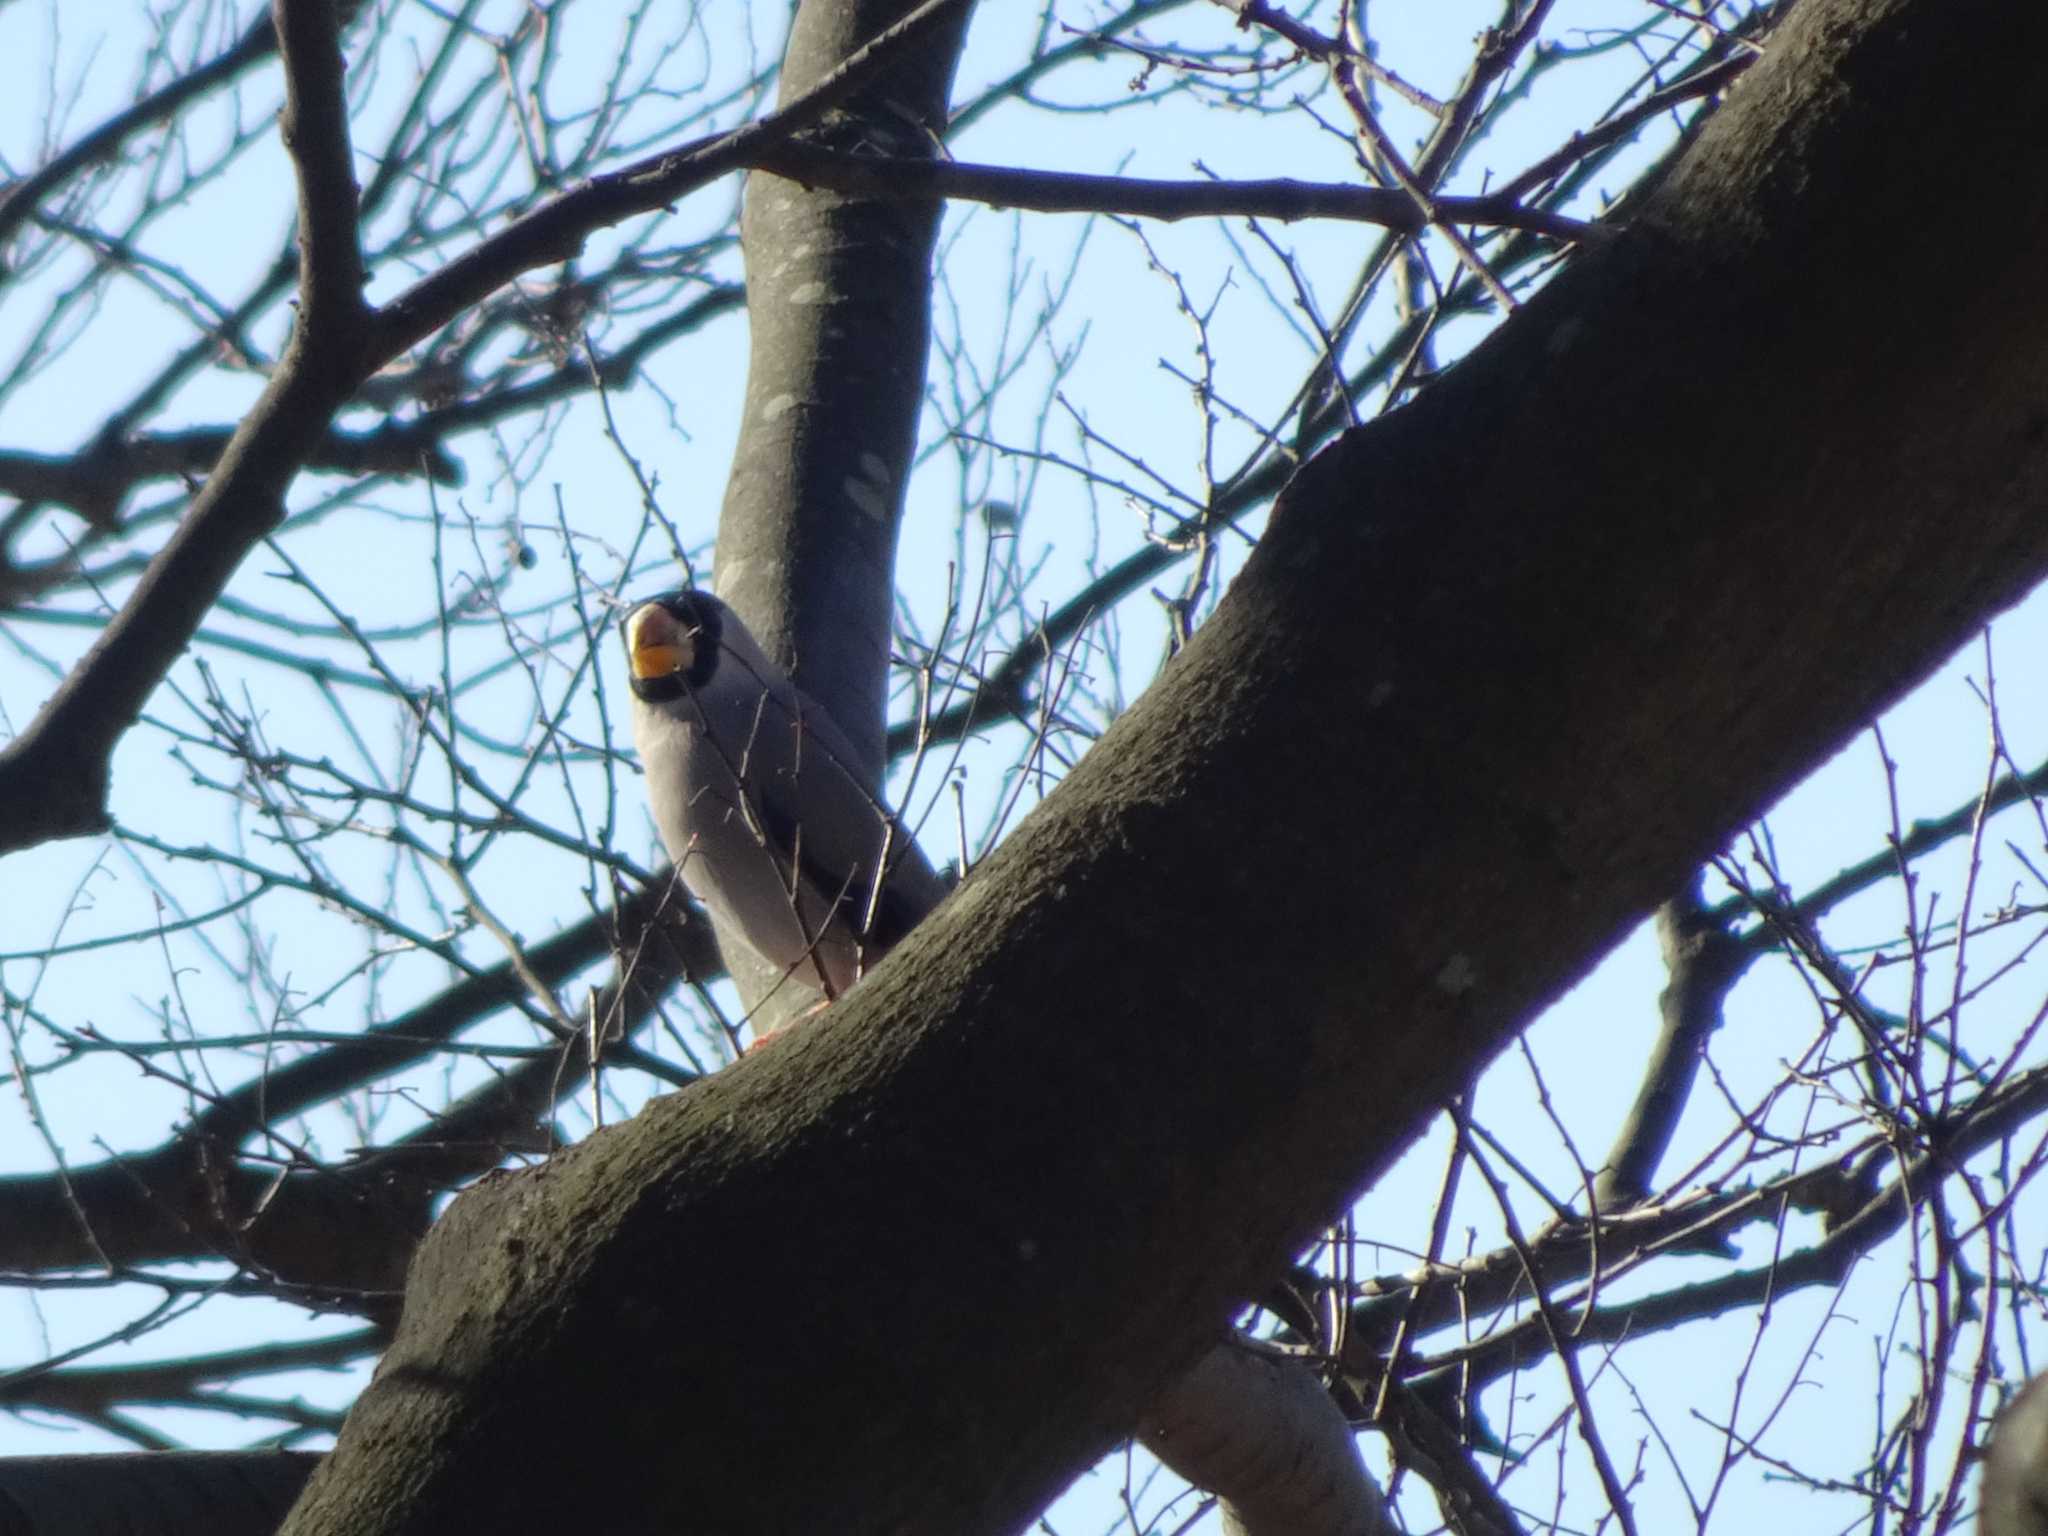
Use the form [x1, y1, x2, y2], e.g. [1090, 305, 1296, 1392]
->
[622, 589, 725, 703]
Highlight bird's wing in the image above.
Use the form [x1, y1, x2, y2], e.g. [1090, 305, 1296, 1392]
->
[738, 679, 945, 945]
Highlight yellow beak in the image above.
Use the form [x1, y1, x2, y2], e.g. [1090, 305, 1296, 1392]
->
[626, 605, 693, 680]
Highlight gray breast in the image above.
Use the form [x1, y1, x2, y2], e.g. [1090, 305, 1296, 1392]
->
[632, 664, 942, 997]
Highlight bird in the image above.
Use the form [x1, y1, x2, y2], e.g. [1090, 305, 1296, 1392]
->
[1983, 1372, 2048, 1536]
[620, 588, 948, 1005]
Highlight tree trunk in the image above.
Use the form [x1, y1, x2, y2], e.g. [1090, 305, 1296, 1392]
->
[709, 0, 969, 1030]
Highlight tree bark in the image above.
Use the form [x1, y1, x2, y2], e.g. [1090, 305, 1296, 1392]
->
[1139, 1338, 1393, 1536]
[225, 0, 2048, 1531]
[0, 1453, 316, 1536]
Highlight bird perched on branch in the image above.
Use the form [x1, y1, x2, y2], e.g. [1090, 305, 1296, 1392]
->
[621, 588, 947, 1004]
[1984, 1372, 2048, 1536]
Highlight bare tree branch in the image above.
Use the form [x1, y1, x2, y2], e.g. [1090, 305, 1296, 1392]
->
[0, 0, 369, 851]
[752, 144, 1610, 244]
[0, 0, 975, 860]
[0, 10, 281, 259]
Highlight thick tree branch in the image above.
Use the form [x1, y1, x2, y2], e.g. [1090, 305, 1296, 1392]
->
[0, 1142, 426, 1304]
[272, 1, 364, 335]
[1140, 1337, 1393, 1536]
[0, 1452, 318, 1536]
[0, 0, 369, 853]
[0, 427, 458, 536]
[705, 0, 971, 1032]
[270, 3, 2048, 1533]
[1, 1331, 377, 1422]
